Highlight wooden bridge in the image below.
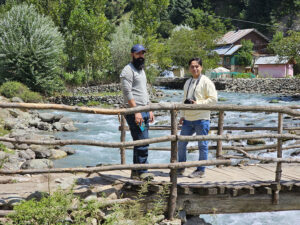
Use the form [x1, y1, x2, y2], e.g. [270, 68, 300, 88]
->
[0, 102, 300, 220]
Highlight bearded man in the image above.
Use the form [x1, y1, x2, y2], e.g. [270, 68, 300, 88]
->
[120, 44, 155, 181]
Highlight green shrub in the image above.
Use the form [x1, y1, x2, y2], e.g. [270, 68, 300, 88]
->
[87, 101, 100, 106]
[63, 70, 87, 87]
[76, 102, 85, 107]
[19, 90, 43, 103]
[0, 81, 28, 98]
[233, 73, 254, 79]
[0, 3, 65, 95]
[0, 81, 43, 103]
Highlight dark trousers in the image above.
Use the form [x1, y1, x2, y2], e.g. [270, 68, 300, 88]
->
[125, 112, 149, 174]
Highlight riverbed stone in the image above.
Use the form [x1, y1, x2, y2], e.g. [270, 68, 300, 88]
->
[4, 120, 16, 130]
[63, 123, 77, 131]
[21, 159, 54, 169]
[15, 143, 29, 150]
[50, 149, 67, 159]
[8, 109, 20, 118]
[18, 151, 32, 160]
[39, 113, 55, 123]
[37, 122, 52, 131]
[1, 141, 14, 149]
[11, 97, 24, 103]
[59, 117, 73, 124]
[60, 146, 76, 155]
[0, 151, 7, 160]
[53, 122, 63, 131]
[31, 146, 51, 158]
[247, 139, 266, 145]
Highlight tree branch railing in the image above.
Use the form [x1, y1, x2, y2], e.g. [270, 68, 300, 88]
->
[0, 102, 300, 220]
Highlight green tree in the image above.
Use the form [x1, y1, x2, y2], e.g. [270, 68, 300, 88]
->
[169, 0, 192, 25]
[109, 21, 143, 79]
[168, 26, 221, 70]
[268, 31, 300, 63]
[184, 8, 228, 32]
[130, 0, 172, 82]
[235, 40, 254, 66]
[131, 0, 169, 44]
[0, 3, 65, 94]
[4, 0, 112, 84]
[65, 0, 112, 80]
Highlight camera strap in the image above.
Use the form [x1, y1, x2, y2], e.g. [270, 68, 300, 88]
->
[186, 75, 201, 100]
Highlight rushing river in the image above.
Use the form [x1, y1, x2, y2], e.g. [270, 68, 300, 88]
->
[52, 89, 300, 225]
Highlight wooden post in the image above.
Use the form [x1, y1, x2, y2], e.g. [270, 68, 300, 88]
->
[217, 111, 224, 159]
[120, 115, 126, 164]
[273, 113, 283, 204]
[168, 109, 178, 220]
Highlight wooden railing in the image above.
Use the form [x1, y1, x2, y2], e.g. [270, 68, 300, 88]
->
[0, 102, 300, 219]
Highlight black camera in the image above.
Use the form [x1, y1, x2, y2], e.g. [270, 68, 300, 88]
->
[184, 99, 194, 104]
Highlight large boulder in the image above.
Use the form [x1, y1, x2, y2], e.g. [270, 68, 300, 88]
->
[31, 146, 51, 159]
[21, 159, 53, 169]
[38, 113, 55, 123]
[50, 149, 67, 159]
[63, 123, 77, 132]
[53, 122, 63, 131]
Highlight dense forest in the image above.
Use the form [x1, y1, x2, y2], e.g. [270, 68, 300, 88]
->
[0, 0, 299, 96]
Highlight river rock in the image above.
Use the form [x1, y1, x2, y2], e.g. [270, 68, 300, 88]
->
[50, 149, 67, 159]
[37, 122, 52, 131]
[8, 109, 20, 118]
[54, 114, 64, 122]
[63, 123, 77, 131]
[61, 146, 76, 155]
[4, 120, 16, 130]
[39, 113, 55, 123]
[18, 151, 31, 160]
[1, 141, 14, 149]
[247, 139, 266, 145]
[291, 150, 300, 157]
[28, 119, 40, 127]
[31, 146, 51, 159]
[21, 159, 54, 169]
[53, 122, 63, 131]
[11, 97, 24, 103]
[15, 143, 29, 150]
[0, 151, 6, 160]
[184, 216, 212, 225]
[59, 117, 73, 124]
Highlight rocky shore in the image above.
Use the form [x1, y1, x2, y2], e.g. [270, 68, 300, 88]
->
[0, 96, 77, 171]
[48, 84, 165, 106]
[155, 77, 300, 96]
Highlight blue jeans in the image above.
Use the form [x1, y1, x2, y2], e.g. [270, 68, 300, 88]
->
[125, 112, 149, 174]
[178, 119, 210, 172]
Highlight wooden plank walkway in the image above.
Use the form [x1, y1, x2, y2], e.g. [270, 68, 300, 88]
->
[99, 163, 300, 186]
[100, 163, 300, 215]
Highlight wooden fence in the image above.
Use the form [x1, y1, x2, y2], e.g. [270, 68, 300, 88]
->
[0, 102, 300, 220]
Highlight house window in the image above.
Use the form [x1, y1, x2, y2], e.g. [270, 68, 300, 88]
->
[226, 57, 230, 65]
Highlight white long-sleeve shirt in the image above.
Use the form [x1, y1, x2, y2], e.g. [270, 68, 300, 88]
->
[181, 75, 218, 121]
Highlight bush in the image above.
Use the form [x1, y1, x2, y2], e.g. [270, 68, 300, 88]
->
[86, 101, 100, 106]
[0, 3, 65, 95]
[0, 81, 28, 98]
[0, 81, 43, 103]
